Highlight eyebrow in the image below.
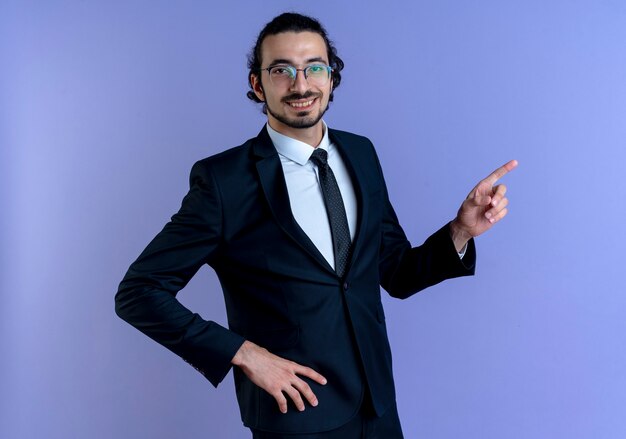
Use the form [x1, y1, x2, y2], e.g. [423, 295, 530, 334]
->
[267, 57, 328, 67]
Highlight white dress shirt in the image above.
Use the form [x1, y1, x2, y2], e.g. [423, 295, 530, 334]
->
[267, 121, 357, 269]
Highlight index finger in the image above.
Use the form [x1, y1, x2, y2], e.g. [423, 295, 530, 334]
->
[295, 365, 327, 386]
[483, 159, 518, 186]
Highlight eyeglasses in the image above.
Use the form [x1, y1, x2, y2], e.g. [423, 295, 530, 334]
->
[260, 64, 333, 87]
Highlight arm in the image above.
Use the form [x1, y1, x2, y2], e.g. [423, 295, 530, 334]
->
[377, 157, 517, 299]
[379, 214, 477, 299]
[116, 160, 327, 411]
[374, 154, 475, 298]
[115, 160, 245, 387]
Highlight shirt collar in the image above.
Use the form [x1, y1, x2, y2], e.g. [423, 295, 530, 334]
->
[266, 121, 330, 166]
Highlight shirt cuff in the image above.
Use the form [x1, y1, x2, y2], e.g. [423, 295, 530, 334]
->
[457, 242, 468, 259]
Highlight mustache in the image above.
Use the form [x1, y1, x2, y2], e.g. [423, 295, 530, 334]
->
[281, 91, 321, 102]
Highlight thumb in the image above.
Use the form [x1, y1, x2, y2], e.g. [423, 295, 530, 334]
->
[470, 189, 492, 207]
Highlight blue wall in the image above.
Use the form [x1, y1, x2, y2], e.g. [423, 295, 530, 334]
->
[2, 1, 625, 437]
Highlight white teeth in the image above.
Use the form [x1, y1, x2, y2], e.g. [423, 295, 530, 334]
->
[289, 100, 314, 108]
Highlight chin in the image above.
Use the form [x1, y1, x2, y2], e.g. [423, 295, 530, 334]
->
[289, 116, 322, 129]
[269, 106, 326, 130]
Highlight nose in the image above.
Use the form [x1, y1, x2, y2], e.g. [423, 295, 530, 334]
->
[290, 69, 309, 93]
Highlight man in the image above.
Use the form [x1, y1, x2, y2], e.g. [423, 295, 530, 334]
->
[115, 12, 516, 438]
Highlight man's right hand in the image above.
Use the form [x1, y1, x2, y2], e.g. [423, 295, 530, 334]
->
[231, 340, 327, 414]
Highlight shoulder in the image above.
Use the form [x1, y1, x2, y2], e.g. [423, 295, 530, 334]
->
[194, 137, 256, 170]
[329, 128, 374, 148]
[188, 135, 262, 185]
[329, 128, 381, 171]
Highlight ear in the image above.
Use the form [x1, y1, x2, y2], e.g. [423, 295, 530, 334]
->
[250, 73, 265, 102]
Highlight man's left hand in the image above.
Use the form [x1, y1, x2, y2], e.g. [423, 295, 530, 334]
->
[450, 159, 518, 252]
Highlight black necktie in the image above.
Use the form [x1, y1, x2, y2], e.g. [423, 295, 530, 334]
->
[310, 148, 352, 277]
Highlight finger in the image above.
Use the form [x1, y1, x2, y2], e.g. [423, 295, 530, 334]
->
[283, 384, 306, 412]
[483, 159, 518, 186]
[467, 191, 491, 207]
[490, 184, 507, 207]
[295, 365, 327, 386]
[490, 207, 508, 224]
[273, 390, 289, 414]
[485, 197, 509, 221]
[292, 378, 319, 407]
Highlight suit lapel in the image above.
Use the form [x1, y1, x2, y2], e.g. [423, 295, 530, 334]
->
[329, 129, 371, 276]
[253, 127, 336, 276]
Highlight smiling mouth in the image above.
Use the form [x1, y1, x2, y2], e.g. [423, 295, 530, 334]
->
[287, 99, 315, 109]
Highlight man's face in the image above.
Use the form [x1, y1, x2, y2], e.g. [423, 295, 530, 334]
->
[251, 31, 333, 133]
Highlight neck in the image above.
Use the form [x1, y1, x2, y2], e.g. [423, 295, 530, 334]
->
[267, 118, 324, 147]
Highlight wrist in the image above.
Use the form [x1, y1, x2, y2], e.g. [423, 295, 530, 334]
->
[231, 340, 253, 367]
[449, 220, 472, 252]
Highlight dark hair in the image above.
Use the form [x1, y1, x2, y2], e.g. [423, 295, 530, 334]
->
[246, 12, 344, 113]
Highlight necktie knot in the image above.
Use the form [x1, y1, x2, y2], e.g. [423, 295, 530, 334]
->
[310, 148, 329, 168]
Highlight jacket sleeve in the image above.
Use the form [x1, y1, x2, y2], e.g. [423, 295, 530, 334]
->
[374, 149, 476, 299]
[115, 160, 245, 387]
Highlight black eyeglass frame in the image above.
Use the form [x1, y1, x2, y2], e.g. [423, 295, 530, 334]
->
[258, 64, 333, 84]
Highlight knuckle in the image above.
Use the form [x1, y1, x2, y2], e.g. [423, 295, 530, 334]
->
[296, 380, 312, 394]
[273, 383, 284, 393]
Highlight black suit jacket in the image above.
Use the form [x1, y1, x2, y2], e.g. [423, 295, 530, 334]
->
[115, 126, 475, 434]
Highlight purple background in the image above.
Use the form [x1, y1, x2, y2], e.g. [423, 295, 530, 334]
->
[2, 1, 626, 438]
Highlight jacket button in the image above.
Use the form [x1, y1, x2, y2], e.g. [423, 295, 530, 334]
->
[343, 282, 349, 291]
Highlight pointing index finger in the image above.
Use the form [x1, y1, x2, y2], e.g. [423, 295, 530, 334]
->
[484, 159, 518, 186]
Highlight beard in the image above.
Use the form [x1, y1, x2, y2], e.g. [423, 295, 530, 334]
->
[265, 91, 327, 129]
